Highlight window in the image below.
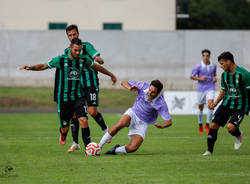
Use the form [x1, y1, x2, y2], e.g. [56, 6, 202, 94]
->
[103, 23, 122, 30]
[49, 23, 67, 30]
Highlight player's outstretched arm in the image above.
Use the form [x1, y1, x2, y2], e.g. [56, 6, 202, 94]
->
[121, 81, 139, 91]
[91, 63, 117, 85]
[154, 119, 172, 129]
[20, 64, 48, 71]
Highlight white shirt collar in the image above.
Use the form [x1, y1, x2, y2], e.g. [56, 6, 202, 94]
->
[201, 60, 213, 72]
[201, 60, 212, 68]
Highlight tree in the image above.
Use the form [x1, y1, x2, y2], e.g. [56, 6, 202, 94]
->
[177, 0, 250, 29]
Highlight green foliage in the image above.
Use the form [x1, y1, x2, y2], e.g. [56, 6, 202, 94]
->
[178, 0, 193, 14]
[0, 114, 250, 184]
[178, 0, 250, 29]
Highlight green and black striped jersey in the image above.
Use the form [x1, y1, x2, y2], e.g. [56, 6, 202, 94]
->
[221, 65, 250, 113]
[47, 53, 94, 103]
[64, 42, 100, 90]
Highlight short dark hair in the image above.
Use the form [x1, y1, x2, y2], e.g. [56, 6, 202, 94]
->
[150, 80, 163, 94]
[66, 24, 79, 33]
[70, 38, 82, 46]
[218, 51, 235, 63]
[202, 49, 211, 55]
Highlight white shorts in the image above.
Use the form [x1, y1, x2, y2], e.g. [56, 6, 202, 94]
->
[197, 90, 214, 105]
[124, 108, 149, 140]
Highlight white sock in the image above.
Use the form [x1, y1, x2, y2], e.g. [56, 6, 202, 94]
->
[99, 132, 112, 147]
[198, 110, 203, 124]
[206, 109, 213, 124]
[115, 145, 127, 154]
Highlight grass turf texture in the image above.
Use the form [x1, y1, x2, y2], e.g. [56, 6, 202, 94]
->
[0, 114, 250, 184]
[0, 87, 136, 110]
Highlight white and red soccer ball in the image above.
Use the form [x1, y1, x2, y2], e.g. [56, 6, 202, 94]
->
[85, 142, 101, 156]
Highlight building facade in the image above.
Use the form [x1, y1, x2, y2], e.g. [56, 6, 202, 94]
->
[0, 0, 176, 31]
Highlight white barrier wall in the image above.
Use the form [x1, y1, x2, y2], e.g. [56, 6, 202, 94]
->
[164, 91, 220, 115]
[0, 30, 249, 89]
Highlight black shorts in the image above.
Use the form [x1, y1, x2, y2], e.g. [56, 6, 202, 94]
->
[57, 98, 88, 128]
[84, 86, 99, 107]
[212, 105, 245, 128]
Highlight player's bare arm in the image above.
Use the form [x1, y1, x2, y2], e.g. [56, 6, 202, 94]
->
[210, 90, 226, 109]
[20, 64, 48, 71]
[154, 119, 172, 129]
[121, 81, 139, 91]
[213, 73, 217, 83]
[190, 75, 206, 81]
[94, 56, 104, 65]
[91, 63, 117, 85]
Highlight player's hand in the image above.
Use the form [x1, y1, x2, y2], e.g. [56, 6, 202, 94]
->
[208, 103, 214, 109]
[209, 102, 217, 110]
[111, 75, 117, 85]
[20, 65, 31, 70]
[154, 122, 164, 128]
[130, 85, 139, 91]
[200, 75, 206, 81]
[213, 76, 217, 83]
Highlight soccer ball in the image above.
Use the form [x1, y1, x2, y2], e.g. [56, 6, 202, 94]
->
[85, 142, 101, 156]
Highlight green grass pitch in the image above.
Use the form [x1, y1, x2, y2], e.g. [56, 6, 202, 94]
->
[0, 113, 250, 184]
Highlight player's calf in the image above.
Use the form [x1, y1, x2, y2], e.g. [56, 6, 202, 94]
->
[125, 144, 139, 153]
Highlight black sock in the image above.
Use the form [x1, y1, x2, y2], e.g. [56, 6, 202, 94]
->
[207, 128, 218, 153]
[229, 128, 241, 137]
[71, 118, 79, 144]
[93, 112, 107, 131]
[82, 127, 91, 147]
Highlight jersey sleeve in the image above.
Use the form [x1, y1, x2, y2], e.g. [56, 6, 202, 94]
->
[46, 56, 61, 69]
[64, 47, 70, 55]
[158, 99, 171, 121]
[82, 56, 94, 68]
[190, 64, 200, 77]
[243, 71, 250, 90]
[85, 43, 100, 59]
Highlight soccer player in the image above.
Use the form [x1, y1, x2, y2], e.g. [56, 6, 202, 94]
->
[98, 80, 172, 155]
[56, 24, 110, 152]
[20, 38, 117, 148]
[203, 51, 250, 156]
[190, 49, 217, 134]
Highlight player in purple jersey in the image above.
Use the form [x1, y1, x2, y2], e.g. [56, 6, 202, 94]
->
[98, 80, 172, 155]
[190, 49, 217, 134]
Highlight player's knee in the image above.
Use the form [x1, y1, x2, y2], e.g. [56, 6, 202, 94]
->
[88, 109, 98, 117]
[211, 123, 219, 129]
[198, 104, 204, 111]
[227, 123, 235, 133]
[78, 117, 88, 128]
